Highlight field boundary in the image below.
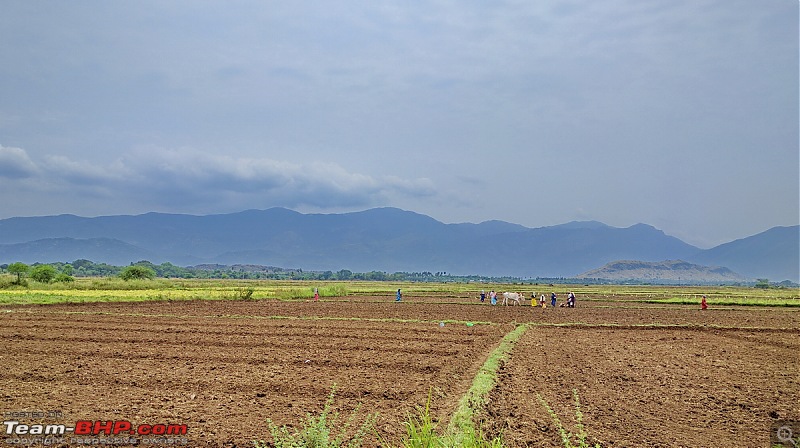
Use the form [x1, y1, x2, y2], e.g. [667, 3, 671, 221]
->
[447, 324, 528, 444]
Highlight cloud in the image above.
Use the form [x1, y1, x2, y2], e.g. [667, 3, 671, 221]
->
[2, 144, 437, 212]
[0, 145, 39, 178]
[41, 155, 126, 185]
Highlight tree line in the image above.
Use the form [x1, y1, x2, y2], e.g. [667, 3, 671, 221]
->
[0, 259, 524, 284]
[3, 260, 787, 287]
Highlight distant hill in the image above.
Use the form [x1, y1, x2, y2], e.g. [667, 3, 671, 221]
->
[0, 237, 156, 266]
[688, 226, 799, 282]
[577, 260, 747, 283]
[0, 208, 796, 281]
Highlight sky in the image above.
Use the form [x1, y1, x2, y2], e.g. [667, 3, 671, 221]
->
[0, 0, 797, 248]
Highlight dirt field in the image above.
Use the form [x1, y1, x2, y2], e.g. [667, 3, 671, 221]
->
[2, 297, 799, 447]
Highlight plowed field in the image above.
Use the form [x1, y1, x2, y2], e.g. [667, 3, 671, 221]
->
[2, 297, 798, 447]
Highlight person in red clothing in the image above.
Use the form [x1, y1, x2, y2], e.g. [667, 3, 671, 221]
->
[701, 295, 708, 310]
[314, 288, 320, 301]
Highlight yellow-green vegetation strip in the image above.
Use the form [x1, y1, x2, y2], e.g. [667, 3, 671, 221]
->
[446, 324, 528, 444]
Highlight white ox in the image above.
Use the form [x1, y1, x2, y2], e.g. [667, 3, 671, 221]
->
[502, 292, 523, 306]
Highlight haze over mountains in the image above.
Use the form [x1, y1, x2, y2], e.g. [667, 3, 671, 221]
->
[0, 208, 797, 282]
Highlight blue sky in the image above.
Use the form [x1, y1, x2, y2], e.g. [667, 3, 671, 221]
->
[0, 0, 797, 248]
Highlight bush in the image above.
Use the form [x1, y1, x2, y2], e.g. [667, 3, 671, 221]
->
[55, 273, 75, 283]
[238, 287, 255, 300]
[30, 265, 58, 283]
[119, 265, 156, 281]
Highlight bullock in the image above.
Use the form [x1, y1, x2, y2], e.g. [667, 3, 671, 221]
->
[501, 292, 523, 306]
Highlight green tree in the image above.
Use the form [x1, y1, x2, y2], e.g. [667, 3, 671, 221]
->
[30, 264, 57, 283]
[7, 262, 29, 285]
[119, 265, 156, 281]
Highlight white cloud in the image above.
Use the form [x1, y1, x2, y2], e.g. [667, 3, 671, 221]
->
[0, 145, 39, 178]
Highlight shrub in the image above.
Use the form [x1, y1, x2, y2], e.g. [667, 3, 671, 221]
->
[55, 273, 75, 283]
[238, 287, 255, 300]
[30, 265, 58, 283]
[119, 265, 156, 281]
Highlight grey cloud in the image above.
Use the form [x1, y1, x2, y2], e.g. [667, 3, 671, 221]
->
[0, 1, 795, 247]
[4, 144, 437, 212]
[0, 145, 39, 178]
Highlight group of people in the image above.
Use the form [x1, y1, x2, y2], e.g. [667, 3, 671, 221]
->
[479, 290, 499, 305]
[535, 291, 576, 308]
[479, 290, 576, 308]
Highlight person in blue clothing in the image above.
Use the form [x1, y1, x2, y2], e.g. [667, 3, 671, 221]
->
[490, 290, 497, 305]
[551, 292, 557, 307]
[480, 290, 486, 303]
[396, 288, 402, 302]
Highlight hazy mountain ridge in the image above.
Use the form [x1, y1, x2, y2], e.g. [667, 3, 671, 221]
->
[0, 208, 796, 281]
[688, 226, 799, 283]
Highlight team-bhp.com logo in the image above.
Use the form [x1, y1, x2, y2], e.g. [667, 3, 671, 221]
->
[4, 419, 189, 445]
[4, 420, 188, 436]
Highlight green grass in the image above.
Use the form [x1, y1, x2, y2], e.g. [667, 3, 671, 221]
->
[397, 393, 502, 448]
[256, 384, 376, 448]
[537, 389, 601, 448]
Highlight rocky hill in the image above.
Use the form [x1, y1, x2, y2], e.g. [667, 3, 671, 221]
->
[577, 260, 747, 283]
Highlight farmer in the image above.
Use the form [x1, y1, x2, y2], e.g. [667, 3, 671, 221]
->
[551, 292, 557, 307]
[539, 294, 546, 308]
[314, 287, 320, 301]
[701, 295, 708, 310]
[480, 290, 486, 303]
[396, 288, 402, 302]
[490, 290, 497, 305]
[567, 291, 576, 308]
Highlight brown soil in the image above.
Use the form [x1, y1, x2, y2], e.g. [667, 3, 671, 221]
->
[481, 327, 800, 448]
[2, 298, 798, 447]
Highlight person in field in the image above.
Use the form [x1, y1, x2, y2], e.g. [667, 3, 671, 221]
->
[396, 288, 402, 302]
[490, 290, 497, 305]
[539, 294, 546, 308]
[567, 291, 575, 308]
[551, 292, 557, 307]
[314, 288, 320, 301]
[480, 290, 486, 303]
[701, 295, 708, 310]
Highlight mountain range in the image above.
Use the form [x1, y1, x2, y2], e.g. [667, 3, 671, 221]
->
[0, 207, 797, 282]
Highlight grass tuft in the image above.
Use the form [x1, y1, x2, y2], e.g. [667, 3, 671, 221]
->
[256, 384, 375, 448]
[396, 390, 502, 447]
[536, 389, 601, 448]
